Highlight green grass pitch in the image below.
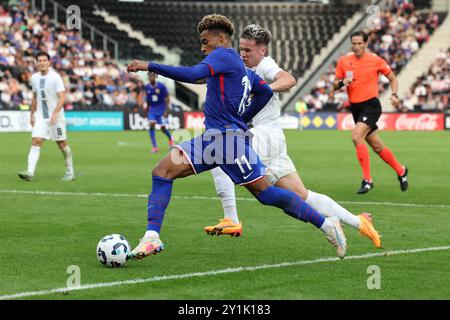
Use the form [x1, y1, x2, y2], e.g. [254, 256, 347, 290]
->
[0, 129, 449, 300]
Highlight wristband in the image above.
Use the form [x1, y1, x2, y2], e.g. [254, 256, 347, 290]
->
[338, 79, 345, 89]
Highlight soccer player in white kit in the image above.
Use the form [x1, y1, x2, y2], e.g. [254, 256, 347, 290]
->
[18, 52, 75, 181]
[204, 25, 382, 248]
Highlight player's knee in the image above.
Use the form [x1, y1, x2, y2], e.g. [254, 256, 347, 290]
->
[57, 141, 67, 150]
[152, 165, 169, 179]
[32, 138, 43, 147]
[351, 132, 363, 145]
[371, 143, 383, 153]
[298, 188, 308, 200]
[245, 177, 271, 198]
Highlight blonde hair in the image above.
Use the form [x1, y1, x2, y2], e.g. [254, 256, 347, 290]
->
[240, 24, 271, 46]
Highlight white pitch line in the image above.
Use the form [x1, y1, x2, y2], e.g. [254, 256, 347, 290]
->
[0, 245, 449, 300]
[1, 189, 450, 209]
[117, 141, 147, 147]
[339, 200, 450, 209]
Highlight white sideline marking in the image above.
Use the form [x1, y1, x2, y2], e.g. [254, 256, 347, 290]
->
[0, 245, 449, 300]
[117, 141, 147, 147]
[1, 189, 450, 209]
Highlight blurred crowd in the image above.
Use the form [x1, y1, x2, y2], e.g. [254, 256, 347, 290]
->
[300, 1, 447, 113]
[399, 48, 449, 112]
[0, 1, 145, 111]
[0, 1, 447, 114]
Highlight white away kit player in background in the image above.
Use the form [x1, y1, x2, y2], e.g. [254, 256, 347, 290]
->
[18, 51, 75, 181]
[205, 25, 382, 249]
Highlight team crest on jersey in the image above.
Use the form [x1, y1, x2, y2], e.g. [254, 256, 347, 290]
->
[155, 88, 160, 94]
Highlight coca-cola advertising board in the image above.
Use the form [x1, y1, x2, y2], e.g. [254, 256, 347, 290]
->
[337, 113, 444, 131]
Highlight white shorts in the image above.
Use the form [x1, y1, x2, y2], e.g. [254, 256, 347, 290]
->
[250, 125, 297, 184]
[32, 118, 67, 141]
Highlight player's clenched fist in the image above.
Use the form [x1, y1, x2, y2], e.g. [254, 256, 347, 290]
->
[127, 59, 148, 73]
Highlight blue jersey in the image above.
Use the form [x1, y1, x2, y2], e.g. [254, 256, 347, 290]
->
[201, 47, 265, 131]
[144, 82, 168, 114]
[148, 47, 272, 131]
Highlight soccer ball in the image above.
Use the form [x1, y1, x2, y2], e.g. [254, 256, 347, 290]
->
[96, 234, 131, 268]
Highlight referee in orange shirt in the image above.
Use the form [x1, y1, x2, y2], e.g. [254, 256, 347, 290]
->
[333, 31, 408, 194]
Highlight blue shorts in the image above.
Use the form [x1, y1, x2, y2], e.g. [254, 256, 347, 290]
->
[148, 112, 167, 126]
[176, 129, 266, 185]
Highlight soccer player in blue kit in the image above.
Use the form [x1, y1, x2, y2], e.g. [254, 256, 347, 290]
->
[144, 71, 173, 153]
[126, 14, 347, 260]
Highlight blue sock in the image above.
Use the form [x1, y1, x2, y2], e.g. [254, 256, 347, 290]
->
[149, 128, 157, 148]
[162, 127, 172, 141]
[256, 186, 325, 228]
[147, 176, 173, 233]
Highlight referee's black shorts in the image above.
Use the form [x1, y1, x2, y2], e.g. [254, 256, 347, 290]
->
[350, 97, 382, 134]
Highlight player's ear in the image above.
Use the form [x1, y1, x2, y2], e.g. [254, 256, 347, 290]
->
[217, 32, 224, 42]
[261, 46, 268, 56]
[218, 31, 229, 44]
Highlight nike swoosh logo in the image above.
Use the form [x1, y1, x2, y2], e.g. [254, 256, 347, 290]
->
[243, 172, 253, 179]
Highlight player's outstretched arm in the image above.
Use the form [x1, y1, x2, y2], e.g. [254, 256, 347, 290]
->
[127, 60, 149, 73]
[149, 62, 211, 83]
[127, 59, 212, 84]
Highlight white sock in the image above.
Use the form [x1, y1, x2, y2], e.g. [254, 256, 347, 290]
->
[319, 218, 333, 234]
[27, 145, 41, 175]
[211, 167, 239, 224]
[62, 145, 74, 175]
[144, 230, 159, 239]
[306, 190, 360, 229]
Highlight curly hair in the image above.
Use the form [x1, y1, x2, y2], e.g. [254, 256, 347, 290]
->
[240, 24, 271, 46]
[197, 14, 234, 36]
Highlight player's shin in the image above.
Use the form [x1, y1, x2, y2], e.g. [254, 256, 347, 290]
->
[306, 190, 360, 229]
[145, 176, 173, 237]
[27, 145, 40, 175]
[211, 167, 239, 223]
[62, 145, 74, 175]
[161, 127, 172, 141]
[256, 186, 325, 228]
[149, 128, 157, 148]
[355, 143, 371, 181]
[377, 146, 404, 176]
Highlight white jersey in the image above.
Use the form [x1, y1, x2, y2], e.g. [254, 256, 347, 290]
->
[211, 60, 296, 185]
[30, 69, 66, 121]
[250, 56, 283, 128]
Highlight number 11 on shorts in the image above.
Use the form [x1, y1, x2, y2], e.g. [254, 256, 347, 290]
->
[235, 155, 253, 178]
